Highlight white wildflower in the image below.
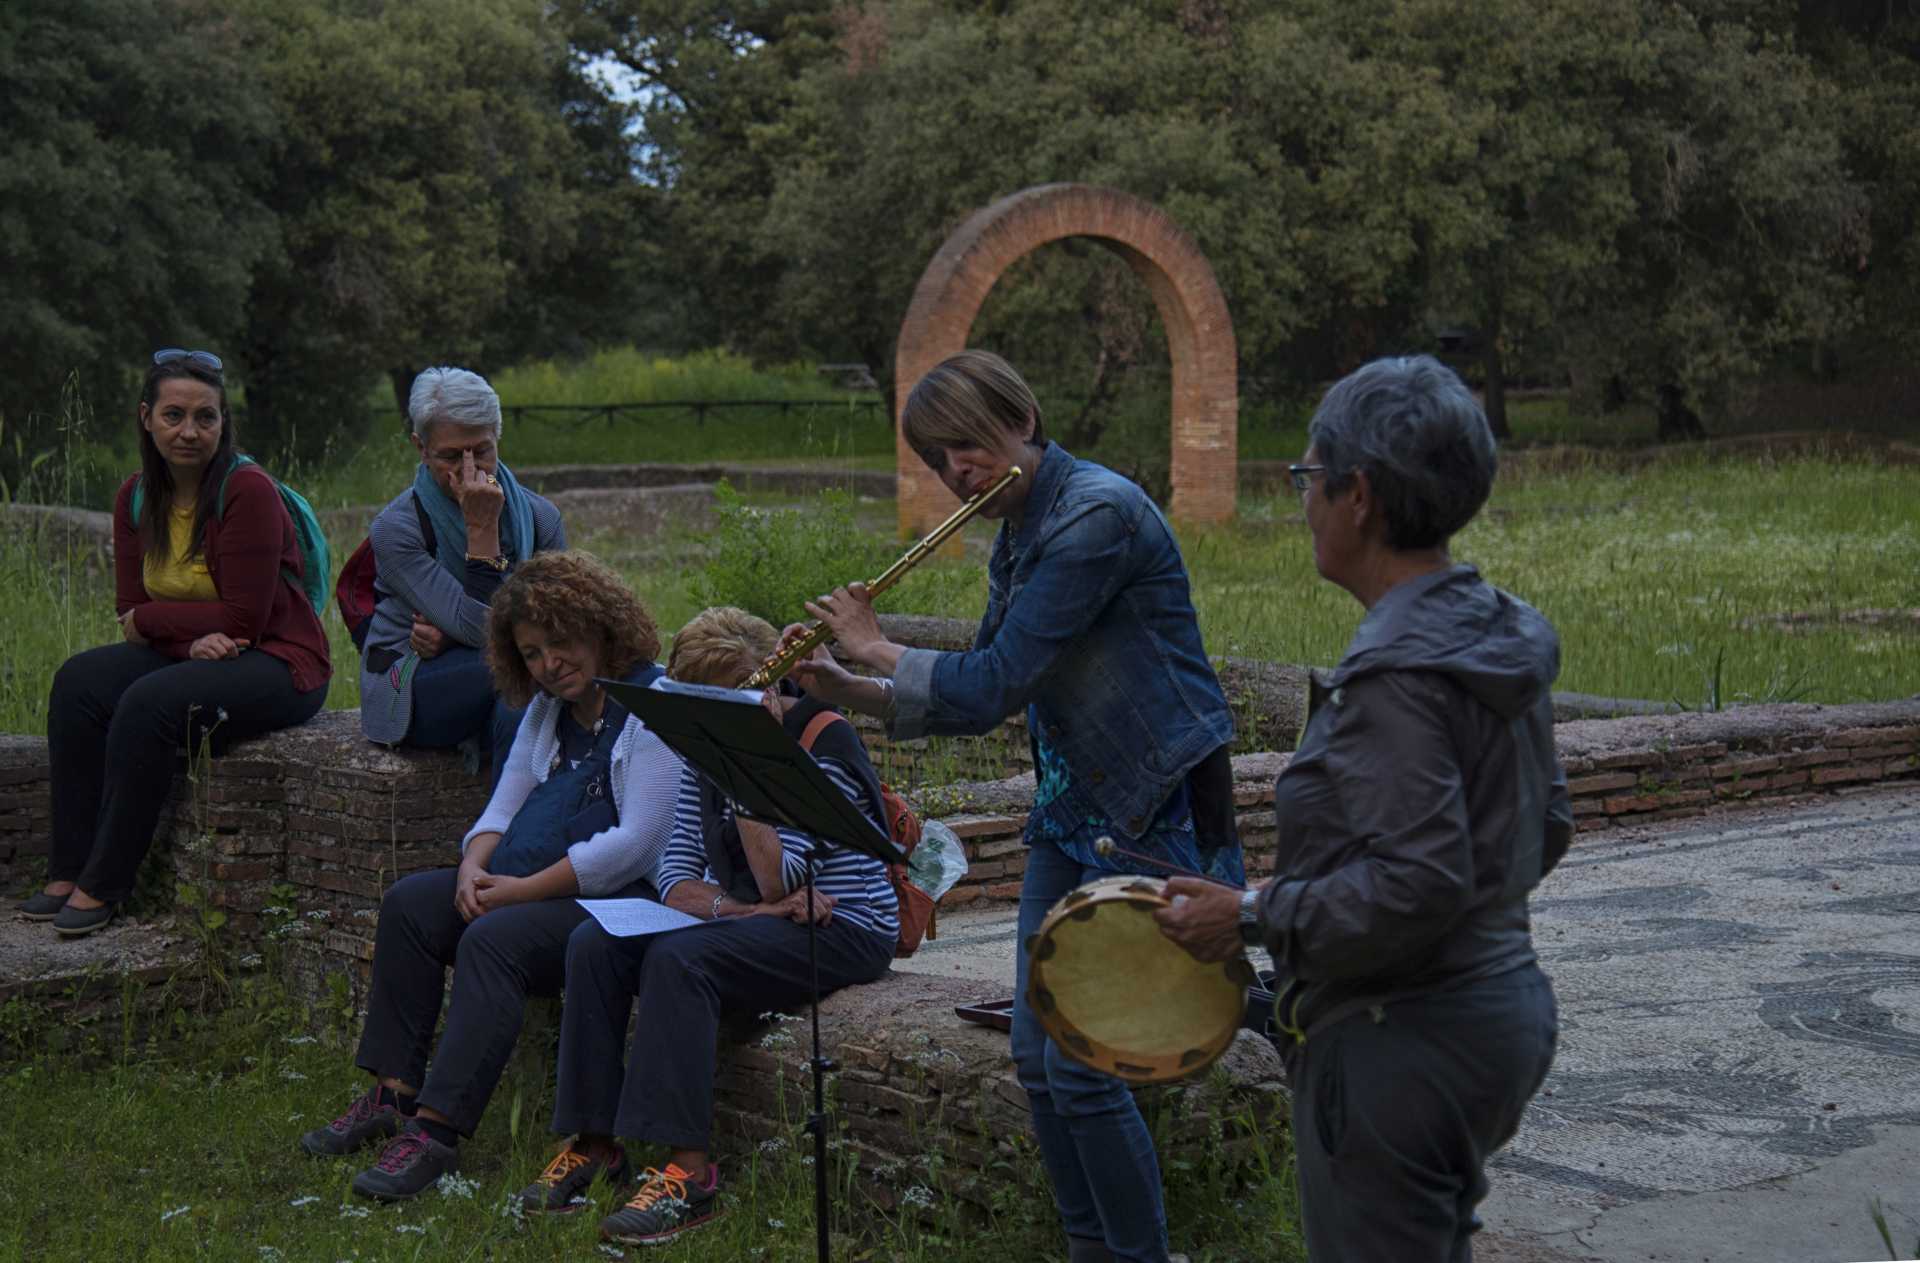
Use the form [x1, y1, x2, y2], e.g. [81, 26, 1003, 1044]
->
[258, 1249, 283, 1261]
[289, 1196, 319, 1208]
[287, 1113, 304, 1123]
[238, 953, 264, 968]
[306, 909, 330, 921]
[901, 1184, 936, 1210]
[279, 1068, 307, 1082]
[338, 1204, 370, 1219]
[436, 1172, 479, 1200]
[498, 1196, 525, 1221]
[766, 1218, 786, 1229]
[285, 1035, 318, 1046]
[395, 1224, 427, 1235]
[757, 1137, 788, 1154]
[262, 905, 292, 917]
[597, 1246, 625, 1259]
[758, 1029, 795, 1050]
[161, 1205, 191, 1223]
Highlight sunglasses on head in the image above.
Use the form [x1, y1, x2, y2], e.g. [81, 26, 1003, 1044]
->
[152, 348, 224, 373]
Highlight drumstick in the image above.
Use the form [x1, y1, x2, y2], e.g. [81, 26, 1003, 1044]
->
[1092, 836, 1244, 890]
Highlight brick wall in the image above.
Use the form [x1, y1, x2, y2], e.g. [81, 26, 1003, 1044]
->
[1553, 704, 1920, 831]
[893, 183, 1237, 536]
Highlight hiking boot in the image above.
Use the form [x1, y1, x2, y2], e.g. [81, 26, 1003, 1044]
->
[516, 1138, 631, 1214]
[17, 891, 66, 921]
[599, 1163, 721, 1246]
[299, 1085, 402, 1157]
[350, 1120, 459, 1201]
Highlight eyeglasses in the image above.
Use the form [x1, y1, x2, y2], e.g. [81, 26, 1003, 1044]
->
[1287, 464, 1326, 493]
[152, 348, 224, 373]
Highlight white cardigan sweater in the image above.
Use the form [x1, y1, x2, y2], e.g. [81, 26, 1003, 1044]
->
[461, 690, 684, 895]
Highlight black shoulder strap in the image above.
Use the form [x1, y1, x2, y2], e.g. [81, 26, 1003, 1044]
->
[411, 489, 435, 553]
[698, 775, 762, 903]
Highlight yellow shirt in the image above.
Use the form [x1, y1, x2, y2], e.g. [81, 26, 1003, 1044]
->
[142, 501, 219, 602]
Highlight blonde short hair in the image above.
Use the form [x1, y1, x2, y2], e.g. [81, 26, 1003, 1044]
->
[900, 349, 1046, 469]
[667, 606, 779, 687]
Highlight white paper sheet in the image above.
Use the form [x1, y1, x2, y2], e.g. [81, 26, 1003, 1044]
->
[575, 898, 706, 938]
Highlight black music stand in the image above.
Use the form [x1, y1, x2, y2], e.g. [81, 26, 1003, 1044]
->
[601, 678, 904, 1263]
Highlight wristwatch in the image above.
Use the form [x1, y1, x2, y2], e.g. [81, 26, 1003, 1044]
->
[1237, 886, 1264, 947]
[466, 553, 509, 572]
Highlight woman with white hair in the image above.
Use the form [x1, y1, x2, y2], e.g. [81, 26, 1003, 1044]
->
[357, 367, 566, 764]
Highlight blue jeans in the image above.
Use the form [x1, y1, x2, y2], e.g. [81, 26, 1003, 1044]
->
[404, 647, 521, 788]
[1012, 840, 1171, 1263]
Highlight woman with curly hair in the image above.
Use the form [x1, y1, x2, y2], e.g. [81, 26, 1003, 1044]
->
[296, 551, 684, 1201]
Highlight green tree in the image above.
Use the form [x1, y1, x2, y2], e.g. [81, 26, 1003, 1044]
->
[0, 0, 276, 473]
[1573, 10, 1868, 438]
[1308, 0, 1646, 438]
[236, 0, 643, 463]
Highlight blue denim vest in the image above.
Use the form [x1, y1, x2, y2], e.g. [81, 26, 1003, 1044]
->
[892, 442, 1234, 838]
[488, 663, 664, 878]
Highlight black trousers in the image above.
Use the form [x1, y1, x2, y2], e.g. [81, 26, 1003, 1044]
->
[354, 867, 596, 1136]
[552, 914, 894, 1151]
[1285, 964, 1558, 1263]
[47, 643, 327, 903]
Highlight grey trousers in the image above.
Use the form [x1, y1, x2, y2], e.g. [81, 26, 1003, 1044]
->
[1284, 964, 1558, 1263]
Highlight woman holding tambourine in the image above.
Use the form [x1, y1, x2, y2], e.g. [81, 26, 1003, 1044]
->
[795, 350, 1239, 1263]
[1156, 357, 1567, 1263]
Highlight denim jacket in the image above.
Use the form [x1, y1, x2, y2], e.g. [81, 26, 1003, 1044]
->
[891, 442, 1234, 837]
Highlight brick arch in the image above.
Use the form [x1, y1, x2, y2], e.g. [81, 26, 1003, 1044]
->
[894, 183, 1237, 536]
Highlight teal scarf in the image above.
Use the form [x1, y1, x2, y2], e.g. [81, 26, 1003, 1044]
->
[411, 460, 537, 580]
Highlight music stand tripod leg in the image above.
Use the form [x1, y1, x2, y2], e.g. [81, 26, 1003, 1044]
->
[803, 843, 835, 1263]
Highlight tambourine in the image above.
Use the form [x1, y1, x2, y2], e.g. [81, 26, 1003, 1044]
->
[1026, 875, 1255, 1083]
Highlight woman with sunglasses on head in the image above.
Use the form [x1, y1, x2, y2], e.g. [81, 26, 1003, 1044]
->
[17, 350, 331, 937]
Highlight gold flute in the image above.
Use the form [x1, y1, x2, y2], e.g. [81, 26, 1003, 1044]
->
[743, 465, 1023, 688]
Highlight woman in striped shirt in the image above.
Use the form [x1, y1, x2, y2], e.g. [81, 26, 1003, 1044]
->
[517, 606, 897, 1245]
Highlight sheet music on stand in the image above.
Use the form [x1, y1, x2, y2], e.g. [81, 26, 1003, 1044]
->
[600, 678, 904, 869]
[596, 676, 903, 1263]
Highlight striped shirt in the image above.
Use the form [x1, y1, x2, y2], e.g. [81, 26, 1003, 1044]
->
[654, 758, 900, 942]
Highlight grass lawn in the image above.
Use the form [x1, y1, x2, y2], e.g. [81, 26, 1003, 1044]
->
[4, 452, 1917, 736]
[0, 982, 1302, 1263]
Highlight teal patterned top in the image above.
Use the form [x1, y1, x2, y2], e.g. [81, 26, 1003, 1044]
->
[1025, 704, 1245, 885]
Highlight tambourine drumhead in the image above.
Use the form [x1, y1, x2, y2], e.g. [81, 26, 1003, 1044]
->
[1027, 875, 1253, 1084]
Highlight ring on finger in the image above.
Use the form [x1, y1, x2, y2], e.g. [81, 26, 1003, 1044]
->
[485, 474, 498, 486]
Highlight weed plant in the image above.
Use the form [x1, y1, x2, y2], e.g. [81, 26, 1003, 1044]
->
[0, 974, 1302, 1262]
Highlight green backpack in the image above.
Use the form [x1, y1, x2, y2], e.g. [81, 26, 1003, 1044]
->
[130, 455, 332, 615]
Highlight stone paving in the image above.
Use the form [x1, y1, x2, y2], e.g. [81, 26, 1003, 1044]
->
[902, 785, 1920, 1263]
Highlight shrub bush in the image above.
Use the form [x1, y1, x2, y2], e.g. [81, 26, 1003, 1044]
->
[693, 482, 899, 627]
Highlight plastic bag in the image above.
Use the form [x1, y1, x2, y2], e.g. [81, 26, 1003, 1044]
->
[907, 817, 969, 901]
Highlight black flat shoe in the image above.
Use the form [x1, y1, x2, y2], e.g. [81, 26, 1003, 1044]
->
[52, 902, 115, 937]
[17, 891, 67, 921]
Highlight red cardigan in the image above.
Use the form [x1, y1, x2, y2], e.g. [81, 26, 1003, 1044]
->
[114, 464, 333, 694]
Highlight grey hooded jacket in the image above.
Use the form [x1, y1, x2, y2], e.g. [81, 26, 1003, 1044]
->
[1257, 564, 1571, 1031]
